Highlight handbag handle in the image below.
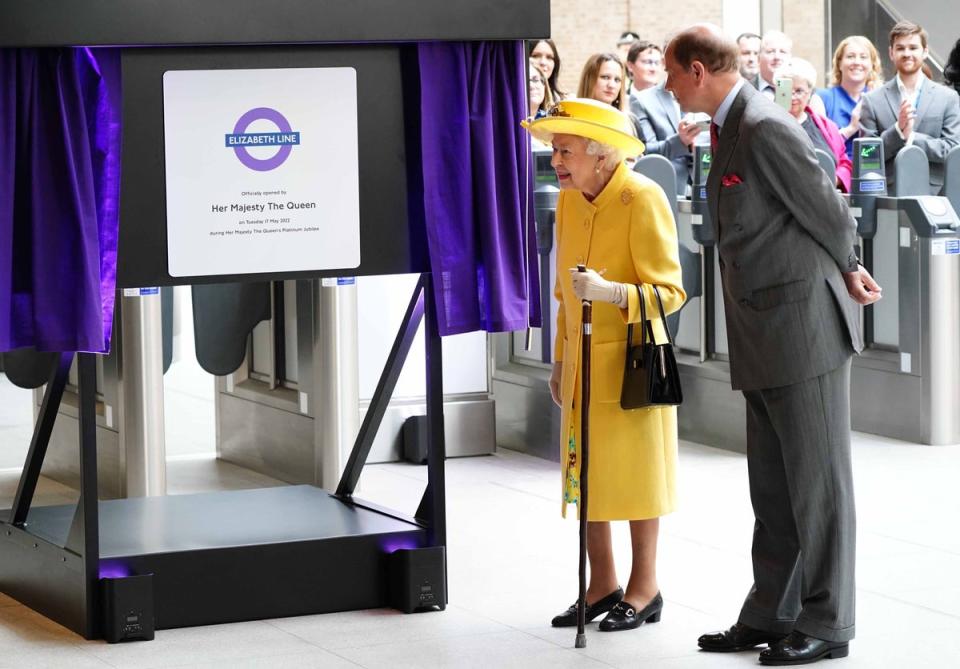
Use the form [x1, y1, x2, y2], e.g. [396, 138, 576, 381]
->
[651, 285, 674, 346]
[625, 284, 673, 352]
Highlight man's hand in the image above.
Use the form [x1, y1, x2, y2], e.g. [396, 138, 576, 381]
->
[842, 265, 882, 305]
[549, 361, 562, 407]
[898, 98, 915, 137]
[569, 267, 619, 303]
[677, 116, 701, 148]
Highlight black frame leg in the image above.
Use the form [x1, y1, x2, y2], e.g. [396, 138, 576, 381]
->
[77, 352, 102, 638]
[10, 352, 74, 527]
[336, 275, 426, 497]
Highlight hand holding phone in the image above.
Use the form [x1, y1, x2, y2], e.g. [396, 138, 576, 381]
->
[775, 77, 793, 111]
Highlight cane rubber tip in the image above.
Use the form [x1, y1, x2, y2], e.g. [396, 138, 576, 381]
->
[575, 634, 587, 648]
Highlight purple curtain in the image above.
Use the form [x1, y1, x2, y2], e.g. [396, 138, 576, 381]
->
[0, 47, 121, 353]
[418, 41, 540, 336]
[1, 43, 531, 346]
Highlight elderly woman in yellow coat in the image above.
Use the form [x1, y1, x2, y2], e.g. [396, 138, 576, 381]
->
[522, 98, 685, 633]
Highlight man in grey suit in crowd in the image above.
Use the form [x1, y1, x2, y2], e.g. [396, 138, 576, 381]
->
[630, 81, 700, 195]
[664, 25, 882, 666]
[750, 30, 792, 99]
[736, 32, 761, 81]
[860, 20, 960, 195]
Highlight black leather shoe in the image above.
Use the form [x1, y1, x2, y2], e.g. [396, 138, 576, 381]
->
[551, 587, 623, 627]
[698, 622, 787, 652]
[759, 631, 849, 665]
[598, 592, 663, 632]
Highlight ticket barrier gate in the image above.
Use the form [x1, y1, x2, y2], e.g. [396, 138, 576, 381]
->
[497, 140, 960, 456]
[1, 291, 172, 498]
[194, 279, 356, 490]
[669, 139, 960, 450]
[670, 145, 752, 451]
[849, 141, 960, 445]
[205, 278, 495, 488]
[943, 146, 960, 226]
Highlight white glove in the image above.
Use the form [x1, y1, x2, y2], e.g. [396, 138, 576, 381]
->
[569, 267, 626, 306]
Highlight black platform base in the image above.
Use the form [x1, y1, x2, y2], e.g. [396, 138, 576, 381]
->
[1, 486, 427, 635]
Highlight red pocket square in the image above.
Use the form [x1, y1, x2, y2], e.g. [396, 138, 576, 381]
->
[722, 174, 743, 187]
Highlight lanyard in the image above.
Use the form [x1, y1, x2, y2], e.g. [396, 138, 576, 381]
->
[901, 78, 923, 110]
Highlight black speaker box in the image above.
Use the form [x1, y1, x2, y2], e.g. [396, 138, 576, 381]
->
[101, 574, 155, 643]
[387, 546, 446, 613]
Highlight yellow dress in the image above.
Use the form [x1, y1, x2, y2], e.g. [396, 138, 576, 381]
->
[555, 161, 686, 521]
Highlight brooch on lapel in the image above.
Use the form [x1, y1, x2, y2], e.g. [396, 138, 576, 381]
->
[620, 188, 634, 204]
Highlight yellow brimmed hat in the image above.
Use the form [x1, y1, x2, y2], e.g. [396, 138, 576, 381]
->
[521, 98, 645, 155]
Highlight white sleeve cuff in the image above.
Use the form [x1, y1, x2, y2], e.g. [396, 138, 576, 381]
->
[894, 123, 915, 145]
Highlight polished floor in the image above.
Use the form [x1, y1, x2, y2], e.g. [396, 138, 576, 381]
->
[1, 374, 959, 667]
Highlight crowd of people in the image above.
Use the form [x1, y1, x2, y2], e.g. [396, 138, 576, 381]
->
[528, 20, 960, 195]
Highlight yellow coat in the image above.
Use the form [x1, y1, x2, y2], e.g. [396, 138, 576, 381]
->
[555, 161, 686, 521]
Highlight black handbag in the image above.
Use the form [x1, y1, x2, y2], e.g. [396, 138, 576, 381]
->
[620, 284, 683, 409]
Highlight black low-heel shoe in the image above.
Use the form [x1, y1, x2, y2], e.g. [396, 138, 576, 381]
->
[759, 631, 849, 665]
[598, 592, 663, 632]
[551, 587, 624, 627]
[698, 622, 787, 652]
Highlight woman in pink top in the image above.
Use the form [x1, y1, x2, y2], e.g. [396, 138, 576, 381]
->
[780, 58, 852, 193]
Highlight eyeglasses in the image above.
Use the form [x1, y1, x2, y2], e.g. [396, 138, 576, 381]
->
[639, 59, 662, 67]
[791, 88, 811, 98]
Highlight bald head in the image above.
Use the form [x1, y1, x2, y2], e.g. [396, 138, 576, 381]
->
[665, 24, 740, 75]
[664, 24, 742, 116]
[761, 31, 793, 52]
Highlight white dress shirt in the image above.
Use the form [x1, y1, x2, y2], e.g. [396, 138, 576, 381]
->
[759, 77, 776, 101]
[895, 72, 926, 146]
[714, 78, 747, 130]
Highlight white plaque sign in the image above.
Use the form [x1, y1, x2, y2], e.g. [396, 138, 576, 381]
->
[162, 67, 361, 276]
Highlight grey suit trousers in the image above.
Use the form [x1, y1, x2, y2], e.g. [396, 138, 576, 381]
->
[738, 358, 856, 643]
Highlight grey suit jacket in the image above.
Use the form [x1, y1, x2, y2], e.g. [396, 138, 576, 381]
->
[859, 77, 960, 193]
[708, 84, 863, 391]
[630, 84, 690, 195]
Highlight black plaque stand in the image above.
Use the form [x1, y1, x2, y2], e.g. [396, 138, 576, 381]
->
[0, 275, 446, 638]
[0, 0, 548, 640]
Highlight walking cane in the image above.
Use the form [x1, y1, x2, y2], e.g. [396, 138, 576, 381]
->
[575, 264, 592, 649]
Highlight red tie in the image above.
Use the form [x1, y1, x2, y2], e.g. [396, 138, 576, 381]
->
[710, 122, 720, 153]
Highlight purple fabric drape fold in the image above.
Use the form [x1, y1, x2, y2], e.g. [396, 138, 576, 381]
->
[0, 47, 121, 353]
[418, 41, 540, 336]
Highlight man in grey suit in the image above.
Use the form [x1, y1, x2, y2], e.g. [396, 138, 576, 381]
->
[664, 25, 882, 666]
[630, 82, 699, 195]
[859, 20, 960, 195]
[750, 31, 792, 99]
[736, 32, 761, 81]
